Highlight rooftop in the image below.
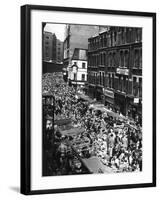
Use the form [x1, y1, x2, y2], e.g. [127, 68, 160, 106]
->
[72, 48, 87, 61]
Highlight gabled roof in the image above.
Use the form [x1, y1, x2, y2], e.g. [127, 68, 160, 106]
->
[72, 48, 87, 61]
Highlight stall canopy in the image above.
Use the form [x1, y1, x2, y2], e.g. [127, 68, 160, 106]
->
[77, 94, 96, 103]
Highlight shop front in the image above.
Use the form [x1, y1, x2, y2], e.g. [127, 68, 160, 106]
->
[103, 89, 115, 110]
[88, 84, 96, 99]
[127, 96, 142, 124]
[114, 92, 126, 116]
[96, 86, 104, 102]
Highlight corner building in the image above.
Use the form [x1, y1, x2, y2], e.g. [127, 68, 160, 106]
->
[63, 25, 101, 80]
[69, 48, 88, 87]
[88, 26, 142, 120]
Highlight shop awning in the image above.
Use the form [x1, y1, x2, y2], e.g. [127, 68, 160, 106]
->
[60, 127, 85, 136]
[54, 119, 72, 126]
[77, 94, 96, 103]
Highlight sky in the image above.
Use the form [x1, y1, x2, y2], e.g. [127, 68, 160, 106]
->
[44, 23, 66, 41]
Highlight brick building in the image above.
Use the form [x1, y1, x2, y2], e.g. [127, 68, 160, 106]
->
[56, 39, 63, 63]
[88, 26, 142, 120]
[43, 31, 57, 62]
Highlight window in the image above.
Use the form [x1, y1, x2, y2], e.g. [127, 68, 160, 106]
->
[74, 73, 77, 81]
[110, 33, 113, 46]
[121, 29, 124, 44]
[118, 76, 122, 91]
[74, 62, 77, 65]
[113, 52, 116, 67]
[103, 72, 105, 86]
[100, 54, 102, 65]
[135, 28, 142, 42]
[103, 53, 106, 65]
[134, 49, 139, 68]
[104, 53, 106, 65]
[82, 62, 86, 69]
[114, 31, 117, 45]
[120, 51, 124, 67]
[105, 75, 108, 87]
[81, 74, 85, 81]
[112, 74, 115, 89]
[94, 73, 97, 84]
[88, 56, 90, 66]
[104, 34, 107, 47]
[99, 72, 101, 85]
[122, 76, 126, 92]
[133, 77, 138, 97]
[124, 51, 129, 68]
[126, 28, 130, 43]
[139, 49, 142, 68]
[108, 53, 112, 67]
[109, 74, 111, 88]
[138, 29, 142, 42]
[139, 78, 142, 98]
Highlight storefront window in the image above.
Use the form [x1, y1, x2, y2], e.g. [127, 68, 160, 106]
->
[133, 77, 138, 97]
[118, 76, 122, 91]
[139, 78, 142, 98]
[122, 76, 126, 92]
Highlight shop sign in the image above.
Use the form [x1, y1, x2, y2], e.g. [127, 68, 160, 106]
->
[116, 68, 129, 75]
[134, 98, 139, 103]
[103, 89, 114, 98]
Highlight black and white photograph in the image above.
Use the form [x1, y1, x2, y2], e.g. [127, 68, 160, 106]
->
[20, 5, 156, 194]
[42, 23, 143, 176]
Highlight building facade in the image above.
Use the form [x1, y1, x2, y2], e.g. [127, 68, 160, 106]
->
[69, 48, 88, 87]
[43, 31, 57, 62]
[43, 31, 64, 64]
[88, 26, 142, 120]
[56, 39, 63, 63]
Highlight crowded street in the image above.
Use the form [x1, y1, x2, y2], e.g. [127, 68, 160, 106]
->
[42, 72, 142, 176]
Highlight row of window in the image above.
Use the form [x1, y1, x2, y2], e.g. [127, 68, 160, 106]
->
[88, 72, 105, 86]
[88, 27, 142, 51]
[88, 73, 142, 98]
[88, 48, 142, 68]
[73, 73, 86, 81]
[73, 62, 86, 69]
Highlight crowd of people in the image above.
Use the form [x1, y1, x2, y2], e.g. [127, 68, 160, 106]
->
[43, 73, 142, 175]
